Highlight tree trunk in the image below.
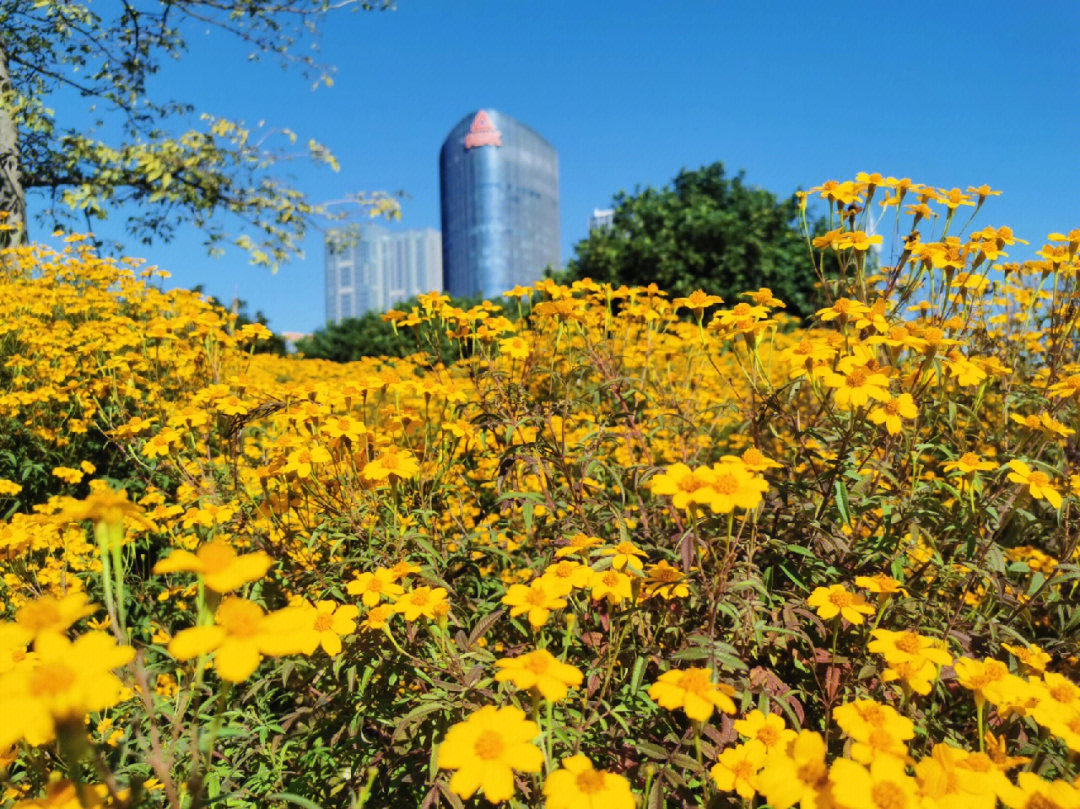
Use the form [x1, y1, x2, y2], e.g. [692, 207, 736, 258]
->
[0, 45, 26, 246]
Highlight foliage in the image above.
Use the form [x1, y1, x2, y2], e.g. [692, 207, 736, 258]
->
[565, 162, 842, 320]
[0, 0, 398, 263]
[295, 294, 522, 363]
[0, 175, 1079, 809]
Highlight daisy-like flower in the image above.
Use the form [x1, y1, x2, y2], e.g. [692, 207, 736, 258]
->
[542, 754, 635, 809]
[299, 601, 359, 657]
[1005, 460, 1063, 509]
[14, 593, 97, 642]
[346, 568, 404, 607]
[698, 461, 769, 513]
[855, 573, 908, 597]
[648, 667, 736, 722]
[868, 629, 952, 669]
[554, 533, 603, 559]
[756, 730, 830, 809]
[436, 705, 543, 804]
[494, 649, 583, 702]
[807, 585, 876, 624]
[868, 393, 918, 435]
[153, 539, 272, 594]
[600, 541, 646, 571]
[643, 560, 690, 600]
[502, 579, 566, 627]
[393, 587, 449, 621]
[734, 710, 796, 752]
[1001, 643, 1051, 674]
[711, 740, 766, 800]
[588, 569, 635, 606]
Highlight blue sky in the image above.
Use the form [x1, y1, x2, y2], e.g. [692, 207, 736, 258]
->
[39, 1, 1080, 334]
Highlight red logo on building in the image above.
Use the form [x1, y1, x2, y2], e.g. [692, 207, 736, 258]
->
[464, 110, 502, 149]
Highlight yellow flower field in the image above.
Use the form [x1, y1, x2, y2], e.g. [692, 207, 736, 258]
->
[0, 176, 1078, 807]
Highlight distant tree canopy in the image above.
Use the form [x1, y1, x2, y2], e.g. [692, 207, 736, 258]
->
[296, 295, 516, 363]
[565, 162, 836, 320]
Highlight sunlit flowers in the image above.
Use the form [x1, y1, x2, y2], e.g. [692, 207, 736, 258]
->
[543, 754, 635, 809]
[1004, 460, 1063, 509]
[501, 579, 566, 627]
[393, 586, 449, 621]
[0, 631, 134, 748]
[153, 539, 272, 593]
[14, 593, 96, 641]
[711, 740, 765, 800]
[648, 667, 735, 722]
[346, 568, 405, 606]
[494, 649, 582, 702]
[168, 597, 304, 682]
[807, 585, 875, 624]
[436, 705, 543, 804]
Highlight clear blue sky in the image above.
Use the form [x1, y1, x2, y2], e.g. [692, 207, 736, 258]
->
[44, 1, 1080, 334]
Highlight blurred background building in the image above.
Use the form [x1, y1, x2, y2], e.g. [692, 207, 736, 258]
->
[439, 109, 560, 298]
[588, 208, 614, 231]
[324, 224, 442, 323]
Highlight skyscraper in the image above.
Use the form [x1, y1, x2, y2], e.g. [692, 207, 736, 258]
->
[439, 109, 560, 299]
[324, 224, 442, 324]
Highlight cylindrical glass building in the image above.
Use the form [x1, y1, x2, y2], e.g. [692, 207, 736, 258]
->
[439, 109, 560, 299]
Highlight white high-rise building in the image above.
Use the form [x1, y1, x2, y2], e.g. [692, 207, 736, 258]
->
[589, 208, 615, 231]
[324, 224, 442, 324]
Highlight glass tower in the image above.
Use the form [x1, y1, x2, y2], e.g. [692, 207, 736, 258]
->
[439, 110, 560, 299]
[324, 224, 442, 324]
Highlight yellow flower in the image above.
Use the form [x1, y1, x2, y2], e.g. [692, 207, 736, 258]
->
[696, 461, 770, 513]
[154, 540, 272, 594]
[554, 533, 603, 558]
[10, 779, 120, 808]
[600, 541, 646, 571]
[1000, 772, 1080, 809]
[1001, 643, 1051, 674]
[540, 560, 592, 595]
[867, 393, 918, 434]
[734, 710, 796, 752]
[643, 560, 690, 600]
[436, 705, 543, 804]
[361, 448, 419, 482]
[953, 657, 1012, 707]
[51, 466, 84, 485]
[807, 585, 875, 624]
[711, 740, 766, 800]
[494, 649, 582, 702]
[393, 586, 449, 621]
[1005, 460, 1063, 509]
[824, 365, 892, 409]
[303, 600, 359, 657]
[14, 593, 97, 642]
[168, 597, 303, 683]
[543, 754, 635, 809]
[855, 574, 908, 597]
[648, 667, 736, 722]
[829, 757, 921, 809]
[346, 568, 404, 606]
[588, 568, 635, 606]
[756, 729, 830, 809]
[0, 479, 22, 496]
[868, 629, 952, 669]
[502, 579, 566, 627]
[0, 631, 134, 748]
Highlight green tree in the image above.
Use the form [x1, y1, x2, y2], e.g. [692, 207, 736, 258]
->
[566, 162, 834, 320]
[0, 0, 398, 261]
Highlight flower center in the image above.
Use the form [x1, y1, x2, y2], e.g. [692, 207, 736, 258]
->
[525, 655, 550, 675]
[410, 591, 430, 606]
[796, 760, 828, 786]
[30, 662, 78, 696]
[1028, 471, 1049, 487]
[525, 588, 548, 606]
[895, 633, 922, 654]
[474, 730, 504, 760]
[679, 669, 710, 694]
[713, 474, 739, 495]
[576, 769, 606, 794]
[871, 781, 908, 809]
[313, 613, 335, 632]
[757, 726, 779, 746]
[846, 368, 868, 387]
[828, 590, 853, 608]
